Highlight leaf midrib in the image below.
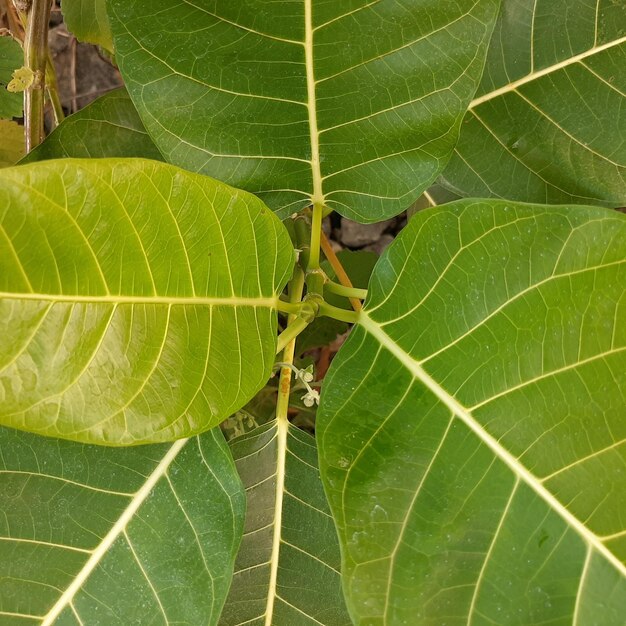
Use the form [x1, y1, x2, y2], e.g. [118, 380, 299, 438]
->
[305, 0, 323, 205]
[40, 438, 190, 626]
[358, 311, 626, 579]
[0, 292, 279, 307]
[469, 34, 626, 108]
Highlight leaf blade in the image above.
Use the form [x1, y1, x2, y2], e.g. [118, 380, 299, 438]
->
[0, 35, 24, 119]
[221, 421, 351, 626]
[21, 88, 163, 162]
[318, 201, 626, 624]
[61, 0, 113, 52]
[0, 426, 244, 625]
[107, 0, 501, 221]
[440, 1, 626, 206]
[0, 159, 294, 444]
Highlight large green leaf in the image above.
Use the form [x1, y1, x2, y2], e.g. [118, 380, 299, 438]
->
[0, 159, 294, 444]
[439, 0, 626, 207]
[221, 421, 351, 625]
[318, 201, 626, 624]
[107, 0, 500, 222]
[22, 88, 163, 163]
[61, 0, 114, 52]
[0, 426, 244, 625]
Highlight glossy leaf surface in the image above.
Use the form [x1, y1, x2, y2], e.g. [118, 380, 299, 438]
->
[23, 89, 163, 162]
[0, 426, 244, 625]
[61, 0, 113, 52]
[107, 0, 500, 222]
[440, 0, 626, 207]
[319, 201, 626, 624]
[0, 159, 294, 444]
[221, 421, 350, 625]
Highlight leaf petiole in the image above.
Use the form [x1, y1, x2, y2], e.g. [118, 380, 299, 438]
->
[276, 299, 304, 315]
[317, 300, 359, 324]
[324, 280, 368, 300]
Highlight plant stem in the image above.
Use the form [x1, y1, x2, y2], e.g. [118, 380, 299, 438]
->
[23, 0, 50, 151]
[324, 280, 368, 300]
[320, 230, 363, 311]
[4, 0, 24, 37]
[275, 267, 306, 421]
[307, 202, 324, 271]
[45, 51, 64, 126]
[275, 316, 310, 354]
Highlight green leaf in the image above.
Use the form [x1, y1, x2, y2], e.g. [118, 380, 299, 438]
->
[439, 0, 626, 207]
[0, 120, 24, 167]
[0, 425, 244, 625]
[0, 35, 23, 119]
[0, 159, 294, 444]
[107, 0, 500, 222]
[61, 0, 114, 52]
[318, 201, 626, 624]
[22, 88, 163, 163]
[221, 421, 351, 625]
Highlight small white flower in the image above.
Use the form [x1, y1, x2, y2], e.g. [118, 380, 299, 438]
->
[299, 365, 314, 383]
[301, 389, 320, 407]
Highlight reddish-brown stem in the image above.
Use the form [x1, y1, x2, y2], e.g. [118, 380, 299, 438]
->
[320, 230, 362, 312]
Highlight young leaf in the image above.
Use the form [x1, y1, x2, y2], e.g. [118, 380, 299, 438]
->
[61, 0, 114, 53]
[221, 422, 351, 625]
[107, 0, 500, 222]
[0, 159, 294, 444]
[440, 0, 626, 207]
[0, 426, 244, 625]
[22, 88, 163, 162]
[318, 201, 626, 624]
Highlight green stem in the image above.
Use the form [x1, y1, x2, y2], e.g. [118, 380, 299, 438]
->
[275, 316, 310, 354]
[324, 280, 368, 300]
[23, 0, 50, 151]
[275, 267, 306, 421]
[317, 301, 359, 324]
[293, 214, 311, 270]
[307, 202, 324, 271]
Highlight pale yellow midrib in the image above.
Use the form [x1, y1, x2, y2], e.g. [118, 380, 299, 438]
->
[264, 419, 288, 626]
[304, 0, 323, 206]
[41, 439, 189, 626]
[470, 35, 626, 108]
[0, 291, 278, 308]
[358, 312, 626, 580]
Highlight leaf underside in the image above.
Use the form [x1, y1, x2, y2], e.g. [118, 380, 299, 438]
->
[319, 200, 626, 625]
[221, 422, 351, 625]
[0, 159, 294, 444]
[0, 426, 244, 625]
[22, 88, 163, 163]
[440, 0, 626, 207]
[107, 0, 500, 222]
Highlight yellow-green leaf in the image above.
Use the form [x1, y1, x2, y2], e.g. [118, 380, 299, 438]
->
[0, 159, 295, 444]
